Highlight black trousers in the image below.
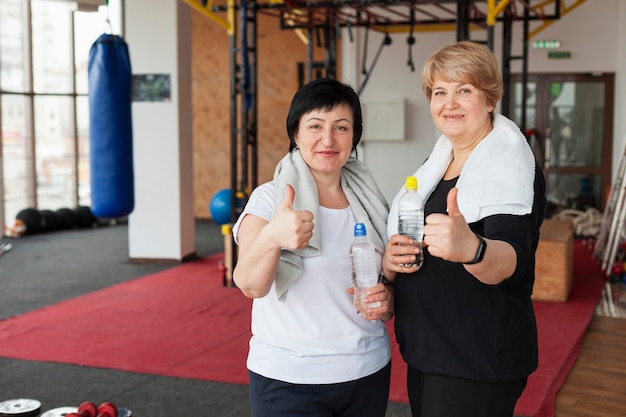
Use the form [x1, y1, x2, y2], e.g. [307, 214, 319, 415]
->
[407, 366, 526, 417]
[249, 361, 391, 417]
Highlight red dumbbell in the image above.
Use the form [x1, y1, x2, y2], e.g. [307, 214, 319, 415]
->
[66, 401, 98, 417]
[96, 402, 118, 417]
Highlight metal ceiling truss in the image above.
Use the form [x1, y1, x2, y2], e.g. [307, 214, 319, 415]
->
[183, 0, 581, 283]
[208, 1, 568, 32]
[269, 1, 560, 31]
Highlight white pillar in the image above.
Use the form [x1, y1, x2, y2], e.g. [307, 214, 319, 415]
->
[124, 1, 194, 261]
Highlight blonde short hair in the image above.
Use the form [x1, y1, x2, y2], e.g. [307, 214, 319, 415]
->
[422, 41, 503, 108]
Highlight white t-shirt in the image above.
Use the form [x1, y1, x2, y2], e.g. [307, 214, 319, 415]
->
[233, 181, 391, 384]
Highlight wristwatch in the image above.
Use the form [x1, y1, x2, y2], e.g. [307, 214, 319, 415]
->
[464, 234, 487, 265]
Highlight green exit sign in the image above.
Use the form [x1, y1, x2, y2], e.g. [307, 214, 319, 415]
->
[548, 51, 571, 59]
[533, 40, 560, 49]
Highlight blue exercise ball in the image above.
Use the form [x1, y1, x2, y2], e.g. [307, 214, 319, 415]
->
[210, 189, 233, 225]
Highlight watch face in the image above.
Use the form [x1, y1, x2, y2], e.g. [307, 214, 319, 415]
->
[475, 235, 487, 263]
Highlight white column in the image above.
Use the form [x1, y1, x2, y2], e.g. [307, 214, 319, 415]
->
[124, 0, 194, 261]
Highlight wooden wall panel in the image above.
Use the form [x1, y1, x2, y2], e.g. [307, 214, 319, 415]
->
[191, 10, 338, 220]
[253, 16, 306, 192]
[192, 12, 336, 218]
[192, 11, 231, 219]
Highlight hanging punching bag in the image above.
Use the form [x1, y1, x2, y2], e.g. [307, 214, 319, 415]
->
[88, 33, 134, 218]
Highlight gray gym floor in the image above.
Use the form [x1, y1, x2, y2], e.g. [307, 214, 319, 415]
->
[0, 220, 411, 417]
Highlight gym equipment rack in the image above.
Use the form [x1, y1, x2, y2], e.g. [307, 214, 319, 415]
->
[182, 0, 585, 284]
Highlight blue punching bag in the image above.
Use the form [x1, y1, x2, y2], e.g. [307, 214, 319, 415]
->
[88, 34, 134, 218]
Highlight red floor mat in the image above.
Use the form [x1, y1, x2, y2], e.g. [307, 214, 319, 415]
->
[0, 241, 606, 417]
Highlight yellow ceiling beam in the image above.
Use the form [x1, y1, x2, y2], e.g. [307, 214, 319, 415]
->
[270, 0, 308, 44]
[487, 0, 512, 26]
[528, 0, 587, 38]
[181, 0, 231, 32]
[227, 0, 235, 35]
[184, 0, 587, 40]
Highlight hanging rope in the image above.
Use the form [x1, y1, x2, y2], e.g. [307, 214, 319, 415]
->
[361, 25, 369, 75]
[406, 9, 416, 72]
[357, 28, 392, 96]
[346, 21, 353, 42]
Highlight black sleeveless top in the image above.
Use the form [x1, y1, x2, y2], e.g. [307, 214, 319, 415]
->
[393, 165, 546, 382]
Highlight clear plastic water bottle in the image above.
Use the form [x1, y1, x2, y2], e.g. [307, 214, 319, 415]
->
[350, 223, 381, 317]
[398, 176, 424, 268]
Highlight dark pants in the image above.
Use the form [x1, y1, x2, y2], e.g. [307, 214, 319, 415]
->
[249, 361, 391, 417]
[407, 366, 526, 417]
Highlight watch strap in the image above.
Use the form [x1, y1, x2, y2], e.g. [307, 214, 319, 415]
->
[464, 234, 487, 265]
[378, 274, 393, 285]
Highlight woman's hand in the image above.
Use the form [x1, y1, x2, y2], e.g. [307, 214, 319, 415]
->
[347, 283, 394, 321]
[423, 187, 517, 285]
[382, 234, 422, 276]
[234, 184, 313, 298]
[422, 187, 476, 263]
[266, 184, 314, 250]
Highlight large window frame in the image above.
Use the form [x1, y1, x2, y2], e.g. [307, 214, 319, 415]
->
[0, 0, 116, 236]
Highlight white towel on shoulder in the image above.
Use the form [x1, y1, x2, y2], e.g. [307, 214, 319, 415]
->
[273, 150, 389, 301]
[387, 114, 536, 237]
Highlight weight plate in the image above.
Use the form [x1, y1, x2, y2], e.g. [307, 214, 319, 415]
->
[40, 407, 78, 417]
[0, 399, 42, 417]
[118, 407, 132, 417]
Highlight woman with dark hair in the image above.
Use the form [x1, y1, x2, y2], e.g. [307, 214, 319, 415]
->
[233, 78, 393, 417]
[383, 41, 546, 417]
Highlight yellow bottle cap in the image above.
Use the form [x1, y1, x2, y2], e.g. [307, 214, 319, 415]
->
[405, 176, 418, 191]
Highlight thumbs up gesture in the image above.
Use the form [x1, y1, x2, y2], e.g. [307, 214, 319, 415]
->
[423, 187, 477, 262]
[269, 184, 314, 250]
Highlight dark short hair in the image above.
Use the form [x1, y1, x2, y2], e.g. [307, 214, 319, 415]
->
[286, 78, 363, 153]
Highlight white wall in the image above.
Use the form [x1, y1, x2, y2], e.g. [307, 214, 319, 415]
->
[124, 0, 195, 261]
[343, 0, 626, 203]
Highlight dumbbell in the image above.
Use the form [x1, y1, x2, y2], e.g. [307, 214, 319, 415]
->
[65, 401, 97, 417]
[95, 402, 118, 417]
[66, 401, 118, 417]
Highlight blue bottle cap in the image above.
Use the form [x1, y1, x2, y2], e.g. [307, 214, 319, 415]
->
[354, 222, 367, 237]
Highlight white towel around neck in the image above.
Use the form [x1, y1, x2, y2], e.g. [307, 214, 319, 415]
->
[387, 114, 536, 238]
[273, 150, 389, 301]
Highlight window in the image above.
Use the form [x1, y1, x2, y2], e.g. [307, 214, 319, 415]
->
[509, 73, 614, 217]
[0, 0, 118, 234]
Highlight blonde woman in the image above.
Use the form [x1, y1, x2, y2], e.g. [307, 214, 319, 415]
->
[383, 41, 546, 417]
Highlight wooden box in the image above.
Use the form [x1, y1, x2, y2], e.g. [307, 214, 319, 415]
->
[533, 219, 574, 302]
